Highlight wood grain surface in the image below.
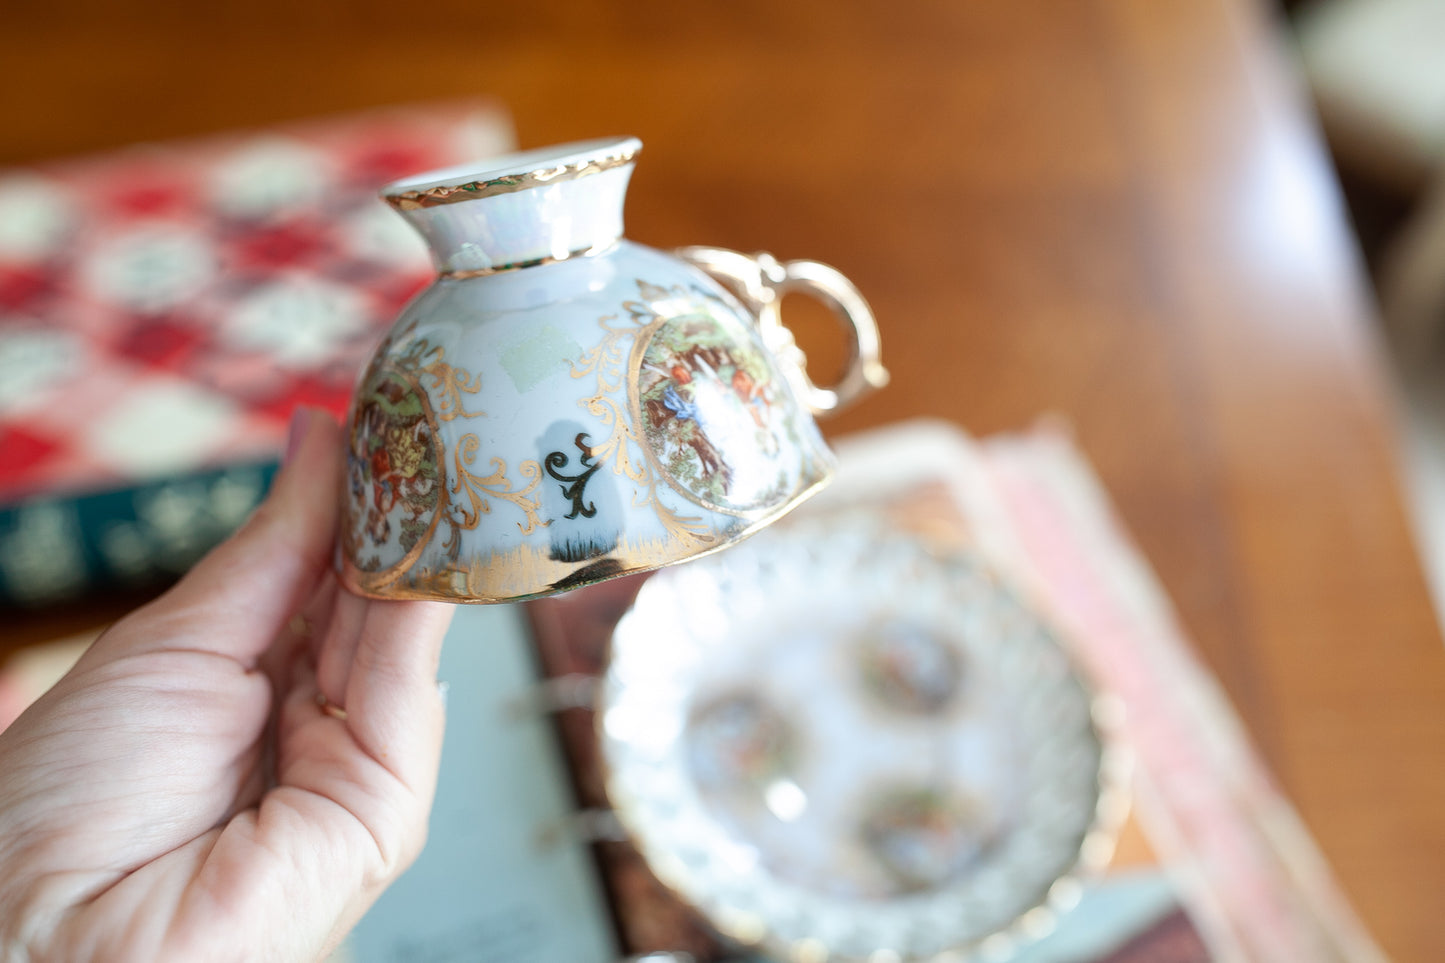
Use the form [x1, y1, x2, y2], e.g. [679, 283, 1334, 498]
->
[2, 0, 1443, 959]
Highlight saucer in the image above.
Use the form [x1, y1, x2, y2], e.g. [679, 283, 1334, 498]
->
[599, 522, 1130, 962]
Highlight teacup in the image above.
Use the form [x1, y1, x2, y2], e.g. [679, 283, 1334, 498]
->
[338, 137, 887, 602]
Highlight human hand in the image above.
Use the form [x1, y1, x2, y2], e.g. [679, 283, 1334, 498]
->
[0, 409, 454, 963]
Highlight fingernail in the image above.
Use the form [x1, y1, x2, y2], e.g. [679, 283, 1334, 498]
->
[437, 680, 450, 709]
[283, 407, 311, 467]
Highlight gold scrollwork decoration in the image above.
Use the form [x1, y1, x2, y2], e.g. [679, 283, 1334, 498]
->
[412, 342, 486, 422]
[445, 433, 546, 548]
[649, 493, 713, 546]
[568, 285, 726, 551]
[569, 316, 651, 484]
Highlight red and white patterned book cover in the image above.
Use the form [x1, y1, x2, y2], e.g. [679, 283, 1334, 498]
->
[0, 101, 513, 503]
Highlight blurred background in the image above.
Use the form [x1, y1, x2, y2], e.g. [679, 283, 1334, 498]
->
[2, 0, 1444, 961]
[1291, 0, 1445, 619]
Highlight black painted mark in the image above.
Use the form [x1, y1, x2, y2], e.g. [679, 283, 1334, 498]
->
[545, 432, 602, 520]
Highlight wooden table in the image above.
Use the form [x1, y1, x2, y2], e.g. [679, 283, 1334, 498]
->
[4, 1, 1444, 959]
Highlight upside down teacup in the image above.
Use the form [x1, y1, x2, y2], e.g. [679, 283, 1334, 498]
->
[339, 137, 887, 602]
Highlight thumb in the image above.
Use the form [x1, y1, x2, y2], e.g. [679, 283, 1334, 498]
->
[102, 407, 345, 668]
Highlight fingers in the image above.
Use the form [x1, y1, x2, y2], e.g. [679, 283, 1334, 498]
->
[314, 589, 370, 710]
[298, 574, 341, 664]
[269, 595, 452, 907]
[102, 408, 345, 668]
[341, 599, 455, 792]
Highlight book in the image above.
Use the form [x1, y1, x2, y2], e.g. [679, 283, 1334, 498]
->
[809, 420, 1386, 963]
[0, 100, 513, 606]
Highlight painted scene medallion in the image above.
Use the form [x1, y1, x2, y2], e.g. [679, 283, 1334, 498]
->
[860, 786, 995, 894]
[634, 304, 803, 514]
[343, 365, 444, 579]
[857, 618, 966, 717]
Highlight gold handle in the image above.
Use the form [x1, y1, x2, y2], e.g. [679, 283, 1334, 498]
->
[677, 246, 889, 416]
